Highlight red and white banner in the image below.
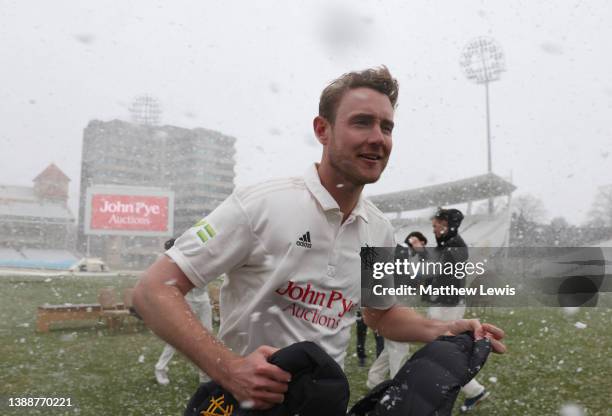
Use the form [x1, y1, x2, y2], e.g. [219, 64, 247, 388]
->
[85, 187, 174, 236]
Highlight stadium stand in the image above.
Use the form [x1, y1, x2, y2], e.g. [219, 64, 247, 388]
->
[0, 248, 79, 270]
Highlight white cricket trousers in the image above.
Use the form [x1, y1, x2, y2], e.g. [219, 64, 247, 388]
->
[154, 293, 213, 382]
[366, 340, 410, 389]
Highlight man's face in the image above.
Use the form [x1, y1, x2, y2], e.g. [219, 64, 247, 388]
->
[432, 218, 448, 238]
[321, 87, 394, 186]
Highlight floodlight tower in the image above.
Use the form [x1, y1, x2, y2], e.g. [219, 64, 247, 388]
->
[128, 94, 166, 183]
[129, 94, 162, 126]
[460, 37, 506, 214]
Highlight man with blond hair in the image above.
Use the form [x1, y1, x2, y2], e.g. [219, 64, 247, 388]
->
[133, 66, 506, 411]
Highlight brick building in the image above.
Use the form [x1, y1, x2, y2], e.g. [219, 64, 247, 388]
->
[0, 164, 78, 269]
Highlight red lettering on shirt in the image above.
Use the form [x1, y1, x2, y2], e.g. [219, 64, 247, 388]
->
[275, 280, 357, 318]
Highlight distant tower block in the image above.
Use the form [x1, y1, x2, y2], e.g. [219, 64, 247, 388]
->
[129, 94, 162, 126]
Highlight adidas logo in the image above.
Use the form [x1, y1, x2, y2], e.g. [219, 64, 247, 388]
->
[296, 231, 312, 248]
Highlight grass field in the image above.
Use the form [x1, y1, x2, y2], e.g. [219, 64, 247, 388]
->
[1, 273, 610, 415]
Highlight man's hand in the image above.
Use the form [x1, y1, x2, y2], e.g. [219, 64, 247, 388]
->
[362, 306, 507, 354]
[134, 257, 291, 409]
[408, 236, 424, 248]
[222, 345, 292, 410]
[448, 319, 506, 354]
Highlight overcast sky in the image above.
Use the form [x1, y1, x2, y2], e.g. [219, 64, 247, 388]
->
[1, 0, 611, 224]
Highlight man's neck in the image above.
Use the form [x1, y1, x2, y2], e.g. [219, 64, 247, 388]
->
[316, 163, 363, 223]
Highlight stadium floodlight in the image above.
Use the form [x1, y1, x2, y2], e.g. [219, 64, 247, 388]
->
[129, 94, 162, 126]
[460, 37, 506, 214]
[460, 37, 506, 85]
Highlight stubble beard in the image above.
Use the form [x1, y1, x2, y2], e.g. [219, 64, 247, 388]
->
[328, 147, 386, 187]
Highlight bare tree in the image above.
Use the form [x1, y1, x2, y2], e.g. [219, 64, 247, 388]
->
[511, 193, 547, 223]
[587, 184, 612, 227]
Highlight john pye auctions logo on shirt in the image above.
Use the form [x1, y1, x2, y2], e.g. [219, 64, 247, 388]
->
[275, 280, 356, 330]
